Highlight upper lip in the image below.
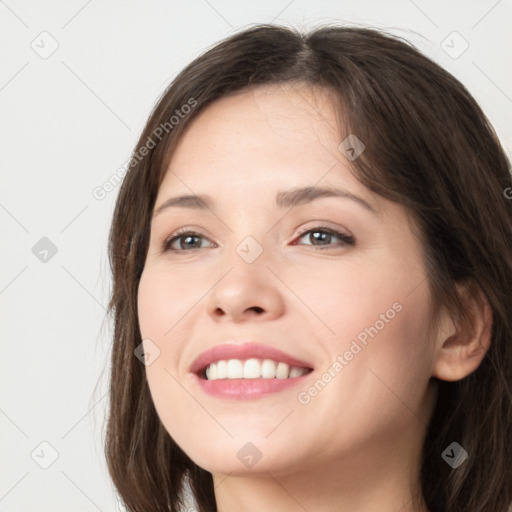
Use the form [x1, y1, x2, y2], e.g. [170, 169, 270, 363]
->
[189, 342, 314, 375]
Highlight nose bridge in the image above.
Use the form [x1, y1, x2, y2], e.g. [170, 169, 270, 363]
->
[224, 204, 275, 265]
[234, 233, 266, 265]
[222, 229, 271, 292]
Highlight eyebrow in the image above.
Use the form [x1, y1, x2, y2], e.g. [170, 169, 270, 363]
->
[152, 185, 376, 217]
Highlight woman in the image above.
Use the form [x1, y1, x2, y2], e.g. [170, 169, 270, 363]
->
[104, 24, 512, 512]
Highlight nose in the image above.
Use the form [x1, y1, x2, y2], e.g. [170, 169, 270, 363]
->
[206, 249, 285, 324]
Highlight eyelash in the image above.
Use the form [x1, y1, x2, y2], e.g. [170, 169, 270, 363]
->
[162, 226, 355, 252]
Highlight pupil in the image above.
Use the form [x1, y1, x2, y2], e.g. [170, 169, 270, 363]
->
[184, 235, 199, 248]
[312, 231, 329, 244]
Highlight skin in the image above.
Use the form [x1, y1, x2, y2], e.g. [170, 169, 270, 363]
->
[137, 83, 492, 512]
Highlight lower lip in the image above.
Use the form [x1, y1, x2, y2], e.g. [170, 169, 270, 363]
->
[193, 373, 311, 399]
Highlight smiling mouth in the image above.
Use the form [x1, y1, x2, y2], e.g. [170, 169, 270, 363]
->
[199, 358, 314, 381]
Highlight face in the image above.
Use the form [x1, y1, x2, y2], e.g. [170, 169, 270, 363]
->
[137, 83, 439, 480]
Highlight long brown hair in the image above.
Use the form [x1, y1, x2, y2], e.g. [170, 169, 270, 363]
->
[104, 24, 512, 512]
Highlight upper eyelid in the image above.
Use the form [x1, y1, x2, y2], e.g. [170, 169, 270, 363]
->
[164, 224, 351, 241]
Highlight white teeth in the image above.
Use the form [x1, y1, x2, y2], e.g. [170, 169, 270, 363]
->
[275, 362, 290, 379]
[227, 359, 244, 378]
[217, 360, 227, 379]
[204, 358, 309, 381]
[261, 359, 277, 378]
[206, 362, 217, 380]
[289, 366, 304, 378]
[243, 358, 261, 379]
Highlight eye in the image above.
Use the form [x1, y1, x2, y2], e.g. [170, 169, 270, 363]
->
[162, 226, 354, 252]
[292, 226, 355, 249]
[162, 228, 215, 252]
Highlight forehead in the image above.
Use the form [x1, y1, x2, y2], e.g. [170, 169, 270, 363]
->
[178, 83, 341, 146]
[158, 83, 365, 198]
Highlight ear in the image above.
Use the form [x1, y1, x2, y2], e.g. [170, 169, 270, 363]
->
[432, 281, 493, 382]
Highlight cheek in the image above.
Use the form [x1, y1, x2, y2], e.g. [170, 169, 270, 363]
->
[137, 271, 196, 445]
[300, 299, 435, 458]
[327, 283, 435, 422]
[137, 271, 186, 394]
[137, 271, 166, 337]
[313, 256, 435, 407]
[290, 259, 412, 349]
[137, 264, 199, 340]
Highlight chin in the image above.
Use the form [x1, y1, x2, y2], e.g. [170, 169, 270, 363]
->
[179, 433, 307, 477]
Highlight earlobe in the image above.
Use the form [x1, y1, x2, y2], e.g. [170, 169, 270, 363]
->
[431, 281, 493, 382]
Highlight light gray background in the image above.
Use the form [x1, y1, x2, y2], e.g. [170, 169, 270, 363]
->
[1, 1, 511, 510]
